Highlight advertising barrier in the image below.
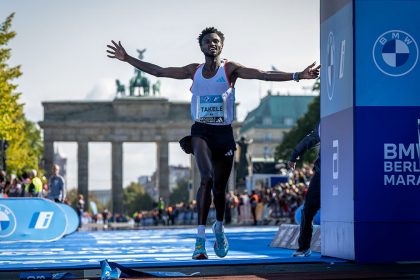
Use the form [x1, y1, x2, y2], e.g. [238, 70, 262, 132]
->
[0, 198, 78, 243]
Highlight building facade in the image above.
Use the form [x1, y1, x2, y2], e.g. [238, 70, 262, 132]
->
[240, 93, 317, 159]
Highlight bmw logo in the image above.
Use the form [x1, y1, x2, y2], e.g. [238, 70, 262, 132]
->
[373, 30, 418, 77]
[327, 32, 335, 101]
[0, 204, 17, 238]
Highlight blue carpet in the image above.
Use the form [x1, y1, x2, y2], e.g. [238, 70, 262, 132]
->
[0, 226, 345, 270]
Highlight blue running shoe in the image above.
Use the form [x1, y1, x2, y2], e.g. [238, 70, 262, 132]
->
[192, 237, 208, 260]
[292, 248, 312, 257]
[212, 222, 229, 258]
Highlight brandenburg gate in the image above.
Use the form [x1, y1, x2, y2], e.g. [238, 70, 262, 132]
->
[40, 50, 239, 214]
[40, 97, 193, 214]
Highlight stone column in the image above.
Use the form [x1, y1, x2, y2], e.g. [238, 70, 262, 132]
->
[77, 141, 89, 212]
[43, 140, 54, 177]
[112, 141, 123, 215]
[156, 140, 169, 202]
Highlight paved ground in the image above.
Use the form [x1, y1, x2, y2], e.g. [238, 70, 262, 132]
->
[1, 226, 420, 279]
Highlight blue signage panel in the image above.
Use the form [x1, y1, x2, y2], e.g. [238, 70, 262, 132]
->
[321, 0, 355, 260]
[354, 106, 420, 262]
[355, 222, 420, 263]
[321, 1, 353, 118]
[0, 198, 69, 242]
[356, 0, 420, 106]
[321, 108, 355, 260]
[320, 0, 420, 263]
[355, 106, 420, 221]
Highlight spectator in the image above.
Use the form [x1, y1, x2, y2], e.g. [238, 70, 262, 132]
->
[250, 190, 260, 225]
[157, 197, 165, 225]
[28, 169, 42, 197]
[7, 175, 22, 197]
[224, 192, 232, 225]
[47, 164, 66, 202]
[76, 194, 85, 229]
[102, 208, 109, 225]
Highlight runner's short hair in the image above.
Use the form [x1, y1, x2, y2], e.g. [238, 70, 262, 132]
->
[198, 27, 225, 46]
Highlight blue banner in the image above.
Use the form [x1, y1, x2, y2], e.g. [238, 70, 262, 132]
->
[320, 0, 355, 260]
[355, 107, 420, 221]
[320, 108, 355, 260]
[320, 0, 353, 118]
[321, 109, 354, 222]
[354, 106, 420, 262]
[57, 203, 79, 236]
[353, 0, 420, 262]
[0, 198, 78, 243]
[321, 0, 420, 263]
[356, 0, 420, 106]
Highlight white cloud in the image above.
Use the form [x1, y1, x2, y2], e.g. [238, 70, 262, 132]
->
[85, 79, 116, 100]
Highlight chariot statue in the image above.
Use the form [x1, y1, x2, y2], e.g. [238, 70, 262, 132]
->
[115, 79, 126, 97]
[152, 80, 161, 96]
[129, 48, 151, 96]
[116, 48, 161, 97]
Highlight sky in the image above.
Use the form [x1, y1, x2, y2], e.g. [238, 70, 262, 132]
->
[0, 0, 320, 190]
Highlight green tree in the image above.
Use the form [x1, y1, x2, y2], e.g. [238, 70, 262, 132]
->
[169, 178, 189, 205]
[0, 14, 43, 174]
[7, 120, 43, 174]
[123, 182, 154, 215]
[0, 13, 24, 167]
[66, 188, 78, 207]
[274, 78, 320, 165]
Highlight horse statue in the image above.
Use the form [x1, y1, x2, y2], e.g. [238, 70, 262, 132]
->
[137, 48, 146, 60]
[152, 80, 161, 96]
[129, 69, 150, 96]
[115, 79, 126, 97]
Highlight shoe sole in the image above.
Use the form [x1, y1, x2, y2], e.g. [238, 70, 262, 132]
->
[192, 253, 208, 260]
[293, 252, 311, 257]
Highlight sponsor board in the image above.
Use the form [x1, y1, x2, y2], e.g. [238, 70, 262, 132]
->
[0, 198, 78, 242]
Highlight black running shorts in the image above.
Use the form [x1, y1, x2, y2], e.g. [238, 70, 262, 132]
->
[179, 122, 236, 159]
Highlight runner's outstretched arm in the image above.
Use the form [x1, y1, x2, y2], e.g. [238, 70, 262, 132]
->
[106, 40, 198, 79]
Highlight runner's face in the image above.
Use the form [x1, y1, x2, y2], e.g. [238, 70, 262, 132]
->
[200, 33, 223, 57]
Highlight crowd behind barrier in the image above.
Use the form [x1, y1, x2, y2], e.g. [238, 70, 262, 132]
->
[0, 164, 314, 228]
[0, 169, 50, 199]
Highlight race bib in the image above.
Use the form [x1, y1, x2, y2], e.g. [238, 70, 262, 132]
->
[197, 95, 225, 123]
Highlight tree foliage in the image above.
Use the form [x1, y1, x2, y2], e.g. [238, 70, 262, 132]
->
[274, 78, 320, 164]
[0, 13, 24, 142]
[169, 178, 189, 205]
[0, 14, 43, 174]
[123, 182, 154, 215]
[6, 120, 43, 174]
